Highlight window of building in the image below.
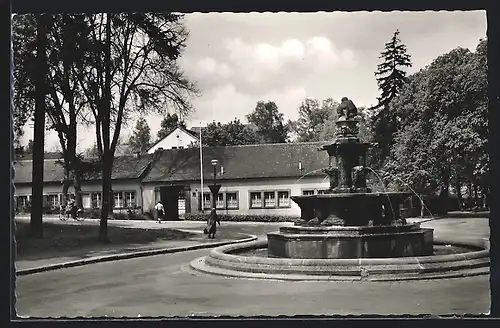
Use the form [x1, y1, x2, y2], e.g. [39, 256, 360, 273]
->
[226, 192, 238, 209]
[178, 146, 184, 149]
[114, 192, 124, 208]
[18, 195, 28, 208]
[48, 194, 60, 208]
[278, 191, 290, 208]
[92, 193, 102, 208]
[154, 189, 161, 203]
[216, 193, 224, 209]
[250, 190, 291, 210]
[203, 192, 211, 210]
[303, 189, 328, 195]
[81, 193, 91, 209]
[250, 192, 262, 208]
[264, 191, 276, 208]
[172, 146, 178, 149]
[124, 191, 137, 208]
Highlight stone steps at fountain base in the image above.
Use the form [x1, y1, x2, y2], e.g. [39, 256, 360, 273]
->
[203, 253, 489, 277]
[189, 256, 489, 282]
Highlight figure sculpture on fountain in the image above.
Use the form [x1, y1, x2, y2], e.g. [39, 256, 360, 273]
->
[336, 97, 358, 120]
[335, 97, 360, 137]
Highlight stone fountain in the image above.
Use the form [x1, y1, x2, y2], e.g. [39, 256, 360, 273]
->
[267, 97, 434, 259]
[190, 98, 490, 281]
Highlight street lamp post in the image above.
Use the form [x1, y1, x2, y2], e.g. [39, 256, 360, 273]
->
[209, 159, 221, 212]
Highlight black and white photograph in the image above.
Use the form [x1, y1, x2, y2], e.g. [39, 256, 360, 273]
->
[10, 5, 493, 318]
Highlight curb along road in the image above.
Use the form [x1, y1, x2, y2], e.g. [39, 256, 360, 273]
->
[16, 235, 257, 276]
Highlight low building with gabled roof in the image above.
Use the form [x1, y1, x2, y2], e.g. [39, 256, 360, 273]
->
[13, 154, 157, 213]
[141, 141, 330, 217]
[13, 142, 331, 218]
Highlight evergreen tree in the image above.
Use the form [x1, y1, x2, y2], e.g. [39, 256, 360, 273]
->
[128, 117, 152, 154]
[372, 29, 412, 164]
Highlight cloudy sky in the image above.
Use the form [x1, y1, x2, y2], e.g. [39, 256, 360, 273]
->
[23, 10, 487, 151]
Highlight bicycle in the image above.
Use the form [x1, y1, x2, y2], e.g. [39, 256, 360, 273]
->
[59, 205, 85, 221]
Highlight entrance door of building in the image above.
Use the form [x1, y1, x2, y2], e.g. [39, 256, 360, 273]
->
[159, 185, 184, 221]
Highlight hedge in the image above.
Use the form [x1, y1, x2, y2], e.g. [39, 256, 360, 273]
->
[182, 213, 300, 223]
[81, 208, 154, 221]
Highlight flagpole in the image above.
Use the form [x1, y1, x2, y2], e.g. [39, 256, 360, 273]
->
[199, 122, 204, 214]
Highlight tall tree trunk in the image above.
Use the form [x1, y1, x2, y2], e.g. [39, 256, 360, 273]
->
[98, 13, 112, 243]
[74, 171, 83, 209]
[29, 14, 48, 238]
[99, 156, 111, 242]
[61, 166, 72, 208]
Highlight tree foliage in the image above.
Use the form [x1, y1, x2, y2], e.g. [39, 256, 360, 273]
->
[371, 29, 413, 164]
[382, 39, 488, 210]
[70, 13, 199, 241]
[288, 97, 372, 144]
[201, 118, 260, 146]
[246, 101, 289, 143]
[288, 98, 334, 142]
[13, 13, 199, 241]
[156, 112, 185, 141]
[13, 14, 94, 209]
[128, 117, 152, 154]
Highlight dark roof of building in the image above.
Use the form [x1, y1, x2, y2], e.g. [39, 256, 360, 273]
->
[13, 154, 155, 184]
[183, 127, 200, 139]
[13, 159, 65, 184]
[142, 142, 329, 183]
[83, 154, 155, 181]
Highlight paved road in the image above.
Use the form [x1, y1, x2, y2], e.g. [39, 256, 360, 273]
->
[15, 218, 491, 317]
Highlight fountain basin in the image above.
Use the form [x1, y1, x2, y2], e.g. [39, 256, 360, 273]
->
[291, 192, 412, 227]
[189, 238, 490, 281]
[267, 224, 433, 259]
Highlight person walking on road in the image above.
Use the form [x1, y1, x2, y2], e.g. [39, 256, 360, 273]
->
[206, 208, 221, 239]
[155, 201, 164, 224]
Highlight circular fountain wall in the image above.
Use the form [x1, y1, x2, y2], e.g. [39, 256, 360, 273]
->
[267, 223, 433, 259]
[189, 236, 489, 281]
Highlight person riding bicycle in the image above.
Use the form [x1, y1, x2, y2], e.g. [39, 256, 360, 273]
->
[64, 198, 75, 220]
[66, 197, 81, 220]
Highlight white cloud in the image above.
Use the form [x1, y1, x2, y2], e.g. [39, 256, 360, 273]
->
[223, 36, 357, 85]
[180, 56, 234, 80]
[306, 36, 357, 67]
